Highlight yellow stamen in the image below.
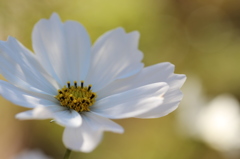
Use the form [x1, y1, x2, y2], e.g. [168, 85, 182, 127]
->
[55, 81, 97, 112]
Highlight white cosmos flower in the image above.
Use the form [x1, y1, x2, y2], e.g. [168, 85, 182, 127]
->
[197, 94, 240, 153]
[12, 149, 52, 159]
[0, 13, 186, 152]
[178, 77, 240, 156]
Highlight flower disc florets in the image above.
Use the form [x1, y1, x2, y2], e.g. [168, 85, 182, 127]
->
[55, 81, 97, 112]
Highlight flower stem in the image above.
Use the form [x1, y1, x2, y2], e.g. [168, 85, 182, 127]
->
[63, 148, 72, 159]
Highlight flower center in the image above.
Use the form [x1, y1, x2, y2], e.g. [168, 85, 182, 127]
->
[55, 81, 97, 112]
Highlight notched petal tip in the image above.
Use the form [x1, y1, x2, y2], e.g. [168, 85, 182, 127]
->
[114, 125, 124, 134]
[179, 74, 187, 86]
[6, 36, 15, 42]
[163, 62, 175, 68]
[50, 12, 61, 21]
[181, 74, 187, 82]
[15, 112, 27, 120]
[34, 13, 62, 31]
[171, 74, 187, 89]
[114, 27, 125, 33]
[0, 36, 15, 44]
[128, 30, 140, 40]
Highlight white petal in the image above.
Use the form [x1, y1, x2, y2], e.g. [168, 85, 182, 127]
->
[63, 120, 102, 153]
[168, 74, 186, 90]
[0, 81, 56, 108]
[0, 37, 59, 95]
[97, 62, 186, 118]
[91, 82, 169, 119]
[15, 106, 54, 120]
[83, 112, 124, 133]
[85, 28, 144, 91]
[134, 89, 183, 118]
[97, 62, 175, 98]
[32, 13, 91, 86]
[63, 112, 123, 152]
[63, 21, 91, 83]
[135, 74, 186, 118]
[63, 128, 85, 152]
[53, 109, 82, 128]
[16, 105, 82, 127]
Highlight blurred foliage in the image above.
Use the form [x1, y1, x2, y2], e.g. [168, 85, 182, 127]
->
[0, 0, 240, 159]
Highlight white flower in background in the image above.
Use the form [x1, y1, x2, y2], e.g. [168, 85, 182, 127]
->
[177, 77, 240, 157]
[0, 13, 186, 152]
[12, 149, 52, 159]
[197, 94, 240, 153]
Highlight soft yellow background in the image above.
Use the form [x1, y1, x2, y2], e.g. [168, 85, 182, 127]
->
[0, 0, 239, 158]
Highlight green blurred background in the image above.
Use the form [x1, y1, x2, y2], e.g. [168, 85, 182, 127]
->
[0, 0, 240, 158]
